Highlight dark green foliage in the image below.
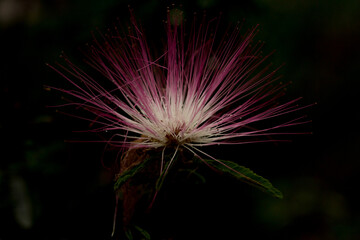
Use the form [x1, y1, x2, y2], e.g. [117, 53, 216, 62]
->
[124, 225, 151, 240]
[114, 157, 152, 191]
[134, 225, 151, 240]
[204, 158, 283, 199]
[114, 151, 282, 199]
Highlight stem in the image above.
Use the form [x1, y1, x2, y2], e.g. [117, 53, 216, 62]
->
[111, 193, 119, 237]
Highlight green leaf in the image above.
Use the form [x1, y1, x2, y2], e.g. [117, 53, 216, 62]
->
[204, 158, 283, 199]
[114, 157, 151, 191]
[134, 225, 151, 240]
[125, 229, 133, 240]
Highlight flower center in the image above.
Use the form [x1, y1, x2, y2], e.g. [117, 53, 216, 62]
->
[164, 125, 186, 147]
[165, 133, 180, 146]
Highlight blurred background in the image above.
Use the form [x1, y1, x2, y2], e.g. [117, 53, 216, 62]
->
[1, 0, 359, 239]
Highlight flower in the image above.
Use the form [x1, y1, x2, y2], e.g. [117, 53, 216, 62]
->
[48, 10, 308, 198]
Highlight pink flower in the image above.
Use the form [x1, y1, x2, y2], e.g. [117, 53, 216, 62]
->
[49, 11, 307, 176]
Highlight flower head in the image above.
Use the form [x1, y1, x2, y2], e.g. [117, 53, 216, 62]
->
[48, 12, 312, 233]
[50, 12, 304, 155]
[48, 11, 310, 208]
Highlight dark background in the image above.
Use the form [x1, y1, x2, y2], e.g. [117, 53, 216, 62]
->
[1, 0, 359, 239]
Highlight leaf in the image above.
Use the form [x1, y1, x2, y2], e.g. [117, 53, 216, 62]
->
[124, 226, 151, 240]
[114, 157, 151, 190]
[134, 225, 151, 240]
[125, 229, 133, 240]
[204, 158, 283, 199]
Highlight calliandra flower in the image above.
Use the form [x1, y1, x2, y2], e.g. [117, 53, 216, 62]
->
[48, 10, 309, 231]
